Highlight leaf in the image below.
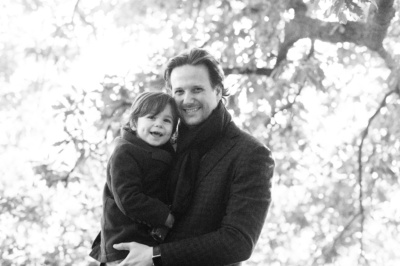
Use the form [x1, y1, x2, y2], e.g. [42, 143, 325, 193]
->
[369, 0, 378, 9]
[338, 11, 348, 24]
[348, 3, 363, 17]
[52, 103, 65, 110]
[53, 140, 67, 146]
[333, 0, 345, 16]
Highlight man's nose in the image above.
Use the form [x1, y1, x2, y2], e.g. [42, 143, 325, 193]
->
[182, 92, 194, 104]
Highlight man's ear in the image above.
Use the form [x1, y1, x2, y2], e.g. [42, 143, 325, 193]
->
[215, 85, 223, 101]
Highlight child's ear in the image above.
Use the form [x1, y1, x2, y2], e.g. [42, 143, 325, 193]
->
[130, 121, 137, 130]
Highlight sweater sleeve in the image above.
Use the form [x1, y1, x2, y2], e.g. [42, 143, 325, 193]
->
[109, 145, 171, 227]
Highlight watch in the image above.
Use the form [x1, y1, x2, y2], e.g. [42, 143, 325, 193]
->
[152, 245, 163, 266]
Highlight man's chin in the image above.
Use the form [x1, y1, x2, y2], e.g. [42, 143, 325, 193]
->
[182, 116, 202, 127]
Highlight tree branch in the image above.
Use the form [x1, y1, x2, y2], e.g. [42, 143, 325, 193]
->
[365, 0, 396, 50]
[357, 87, 397, 263]
[271, 84, 305, 118]
[376, 47, 397, 70]
[222, 67, 273, 76]
[312, 212, 361, 266]
[62, 149, 85, 186]
[274, 0, 396, 69]
[71, 0, 81, 24]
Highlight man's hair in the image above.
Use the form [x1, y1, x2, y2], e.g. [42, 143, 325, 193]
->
[128, 91, 179, 133]
[164, 47, 229, 98]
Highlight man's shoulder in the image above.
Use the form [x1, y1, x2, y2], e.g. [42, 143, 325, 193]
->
[225, 122, 267, 149]
[223, 123, 274, 170]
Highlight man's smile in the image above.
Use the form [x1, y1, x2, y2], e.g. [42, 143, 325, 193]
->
[182, 106, 201, 114]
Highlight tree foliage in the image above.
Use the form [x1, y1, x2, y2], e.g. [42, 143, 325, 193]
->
[1, 0, 399, 265]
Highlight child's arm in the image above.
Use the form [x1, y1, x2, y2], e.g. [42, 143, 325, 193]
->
[165, 213, 174, 228]
[109, 146, 171, 228]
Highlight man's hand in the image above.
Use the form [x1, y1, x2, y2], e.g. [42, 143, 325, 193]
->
[113, 242, 152, 266]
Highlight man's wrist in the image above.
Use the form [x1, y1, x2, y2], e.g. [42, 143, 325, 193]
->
[152, 245, 162, 266]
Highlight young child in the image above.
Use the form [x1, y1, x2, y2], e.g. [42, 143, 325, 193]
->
[90, 91, 179, 265]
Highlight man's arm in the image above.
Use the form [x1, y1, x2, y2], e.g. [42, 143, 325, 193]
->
[114, 144, 274, 266]
[159, 144, 274, 265]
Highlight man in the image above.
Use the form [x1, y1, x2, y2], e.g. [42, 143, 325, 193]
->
[113, 47, 275, 266]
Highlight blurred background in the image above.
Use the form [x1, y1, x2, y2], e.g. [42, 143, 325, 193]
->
[1, 0, 399, 265]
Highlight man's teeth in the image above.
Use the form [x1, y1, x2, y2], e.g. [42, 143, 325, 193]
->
[184, 107, 200, 113]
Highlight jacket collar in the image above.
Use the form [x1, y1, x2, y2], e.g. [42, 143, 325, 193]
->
[196, 122, 240, 185]
[120, 127, 173, 164]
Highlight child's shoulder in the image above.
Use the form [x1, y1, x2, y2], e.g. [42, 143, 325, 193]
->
[111, 137, 150, 158]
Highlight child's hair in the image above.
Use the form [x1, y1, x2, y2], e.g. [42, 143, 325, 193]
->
[128, 91, 179, 133]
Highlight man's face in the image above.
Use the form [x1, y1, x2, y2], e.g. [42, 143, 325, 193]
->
[170, 64, 221, 127]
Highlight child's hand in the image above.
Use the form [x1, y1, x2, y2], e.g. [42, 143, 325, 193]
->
[150, 226, 169, 242]
[165, 213, 175, 228]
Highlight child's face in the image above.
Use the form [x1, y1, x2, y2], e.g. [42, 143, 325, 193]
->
[133, 104, 174, 147]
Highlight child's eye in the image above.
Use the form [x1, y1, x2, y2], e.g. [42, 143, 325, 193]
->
[164, 119, 172, 123]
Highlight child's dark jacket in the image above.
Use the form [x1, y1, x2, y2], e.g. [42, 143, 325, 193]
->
[90, 127, 174, 263]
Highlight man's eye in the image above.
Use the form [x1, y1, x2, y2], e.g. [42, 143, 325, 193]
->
[194, 87, 203, 92]
[174, 89, 183, 95]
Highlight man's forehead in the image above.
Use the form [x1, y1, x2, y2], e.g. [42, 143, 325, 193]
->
[170, 64, 209, 78]
[172, 82, 205, 89]
[171, 73, 211, 87]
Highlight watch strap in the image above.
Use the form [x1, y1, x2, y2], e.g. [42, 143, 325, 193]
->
[152, 245, 162, 266]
